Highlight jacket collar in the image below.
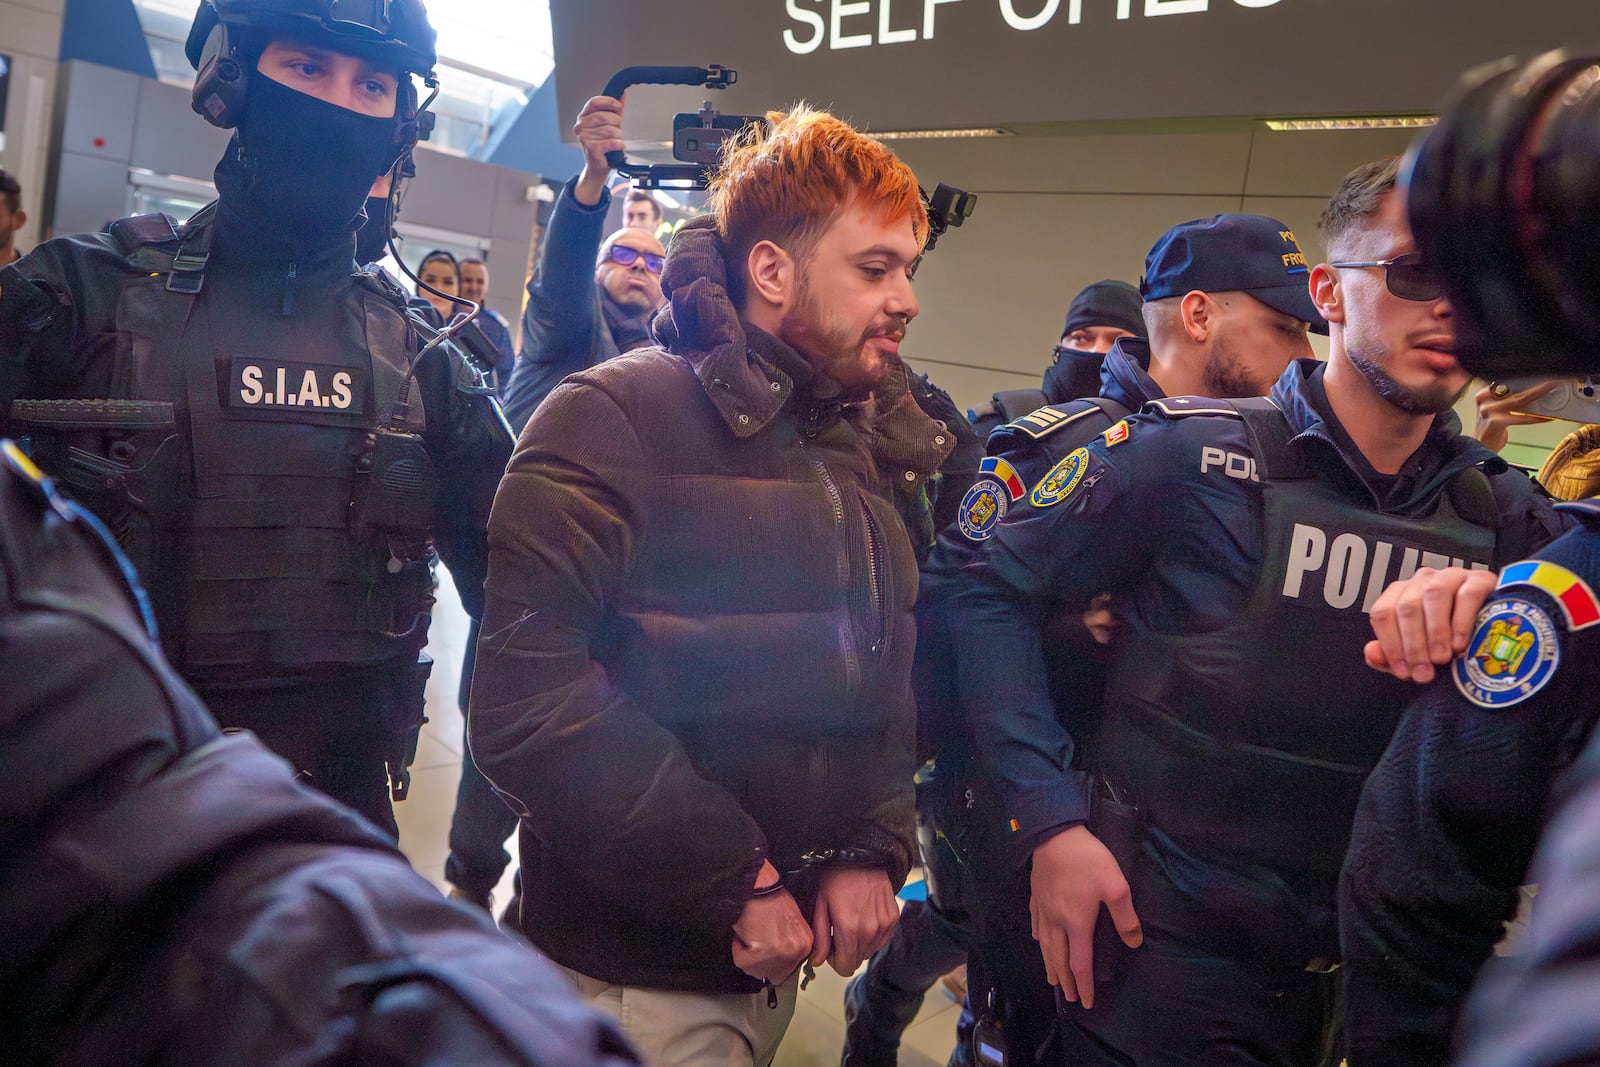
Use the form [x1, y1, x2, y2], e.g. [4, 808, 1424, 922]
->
[1270, 358, 1505, 509]
[1100, 337, 1165, 411]
[653, 216, 792, 439]
[651, 217, 953, 480]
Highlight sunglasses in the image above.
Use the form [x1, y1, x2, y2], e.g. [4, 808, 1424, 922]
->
[1327, 253, 1445, 302]
[606, 244, 665, 275]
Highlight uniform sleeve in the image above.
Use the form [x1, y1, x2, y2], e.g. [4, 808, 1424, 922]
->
[0, 240, 117, 415]
[503, 181, 611, 430]
[947, 425, 1177, 858]
[415, 342, 513, 621]
[468, 379, 766, 935]
[1343, 551, 1600, 1065]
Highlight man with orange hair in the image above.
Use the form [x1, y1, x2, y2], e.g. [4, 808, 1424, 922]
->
[469, 103, 955, 1066]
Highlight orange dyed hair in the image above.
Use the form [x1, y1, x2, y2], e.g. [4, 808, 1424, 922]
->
[708, 104, 928, 303]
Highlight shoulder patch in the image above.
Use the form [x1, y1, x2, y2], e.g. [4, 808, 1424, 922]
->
[1029, 447, 1092, 508]
[957, 456, 1028, 542]
[1004, 403, 1108, 442]
[1146, 396, 1244, 420]
[1103, 419, 1130, 447]
[1496, 560, 1600, 631]
[1453, 595, 1562, 709]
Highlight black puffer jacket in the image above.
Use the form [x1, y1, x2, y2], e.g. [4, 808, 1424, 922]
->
[471, 216, 954, 993]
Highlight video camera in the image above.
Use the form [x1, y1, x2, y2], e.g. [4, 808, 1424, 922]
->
[1405, 50, 1600, 382]
[601, 64, 977, 247]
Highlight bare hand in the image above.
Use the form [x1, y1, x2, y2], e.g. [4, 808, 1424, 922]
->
[1365, 566, 1498, 683]
[1030, 824, 1141, 1011]
[572, 95, 626, 205]
[1474, 381, 1559, 453]
[809, 866, 899, 975]
[731, 861, 814, 985]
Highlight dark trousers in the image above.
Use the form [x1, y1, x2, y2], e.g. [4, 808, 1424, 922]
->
[965, 862, 1066, 1067]
[444, 617, 518, 895]
[200, 667, 404, 839]
[1057, 933, 1343, 1067]
[842, 897, 974, 1066]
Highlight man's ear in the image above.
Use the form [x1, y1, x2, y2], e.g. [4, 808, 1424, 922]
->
[746, 240, 794, 313]
[1178, 290, 1213, 343]
[1309, 264, 1344, 326]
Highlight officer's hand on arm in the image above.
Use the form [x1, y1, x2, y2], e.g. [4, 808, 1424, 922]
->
[1031, 824, 1142, 1011]
[808, 866, 900, 976]
[731, 860, 815, 985]
[1365, 566, 1499, 683]
[572, 95, 626, 208]
[1473, 381, 1559, 454]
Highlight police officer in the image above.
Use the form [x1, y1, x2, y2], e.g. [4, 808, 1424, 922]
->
[911, 214, 1323, 1065]
[967, 279, 1145, 440]
[1336, 52, 1600, 1067]
[946, 157, 1567, 1065]
[0, 0, 512, 838]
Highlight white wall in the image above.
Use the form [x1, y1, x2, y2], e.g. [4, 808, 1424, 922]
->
[892, 125, 1421, 412]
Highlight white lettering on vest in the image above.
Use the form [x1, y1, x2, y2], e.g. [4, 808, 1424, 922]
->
[1200, 446, 1258, 481]
[1281, 522, 1492, 613]
[331, 372, 353, 410]
[240, 365, 264, 404]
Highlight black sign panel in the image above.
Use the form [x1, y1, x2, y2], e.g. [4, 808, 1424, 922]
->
[226, 357, 368, 415]
[552, 1, 1592, 138]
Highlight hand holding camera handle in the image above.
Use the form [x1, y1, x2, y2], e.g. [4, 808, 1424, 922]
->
[600, 65, 736, 172]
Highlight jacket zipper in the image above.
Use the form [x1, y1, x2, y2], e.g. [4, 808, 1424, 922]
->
[860, 499, 888, 656]
[801, 443, 861, 696]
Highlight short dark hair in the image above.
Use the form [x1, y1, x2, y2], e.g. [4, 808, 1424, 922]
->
[0, 168, 20, 215]
[419, 248, 459, 276]
[1319, 157, 1401, 257]
[624, 188, 662, 222]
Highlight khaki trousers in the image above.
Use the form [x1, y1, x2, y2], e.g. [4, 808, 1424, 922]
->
[553, 963, 800, 1067]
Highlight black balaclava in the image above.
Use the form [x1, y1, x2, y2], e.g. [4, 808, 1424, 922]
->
[1042, 279, 1147, 403]
[355, 193, 395, 265]
[216, 70, 396, 264]
[1061, 279, 1145, 342]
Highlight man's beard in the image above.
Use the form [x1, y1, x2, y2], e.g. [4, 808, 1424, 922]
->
[1201, 333, 1276, 399]
[783, 282, 901, 394]
[1348, 343, 1468, 415]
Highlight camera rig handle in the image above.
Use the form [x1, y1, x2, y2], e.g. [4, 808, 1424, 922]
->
[602, 64, 737, 182]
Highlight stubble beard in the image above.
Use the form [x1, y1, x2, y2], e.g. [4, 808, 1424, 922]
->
[1347, 341, 1467, 415]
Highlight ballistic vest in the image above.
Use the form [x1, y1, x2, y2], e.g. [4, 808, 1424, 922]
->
[14, 210, 435, 682]
[1097, 398, 1499, 924]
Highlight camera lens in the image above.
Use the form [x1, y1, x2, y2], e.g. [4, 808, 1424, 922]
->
[1406, 51, 1600, 379]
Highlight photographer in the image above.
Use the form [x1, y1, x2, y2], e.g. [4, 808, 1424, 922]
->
[498, 94, 666, 432]
[1341, 51, 1600, 1067]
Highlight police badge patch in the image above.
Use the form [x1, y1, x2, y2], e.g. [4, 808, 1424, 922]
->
[959, 456, 1028, 541]
[1453, 596, 1561, 709]
[1029, 447, 1091, 508]
[958, 479, 1008, 541]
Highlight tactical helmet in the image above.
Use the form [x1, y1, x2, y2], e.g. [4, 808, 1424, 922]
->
[184, 0, 438, 150]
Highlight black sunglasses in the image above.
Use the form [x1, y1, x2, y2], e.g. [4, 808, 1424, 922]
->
[1327, 253, 1445, 302]
[606, 244, 665, 275]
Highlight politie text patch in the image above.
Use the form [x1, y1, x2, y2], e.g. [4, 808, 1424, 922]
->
[1453, 596, 1561, 710]
[227, 357, 367, 414]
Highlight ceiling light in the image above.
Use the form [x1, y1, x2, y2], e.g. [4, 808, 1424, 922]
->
[1264, 116, 1438, 132]
[872, 128, 1013, 140]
